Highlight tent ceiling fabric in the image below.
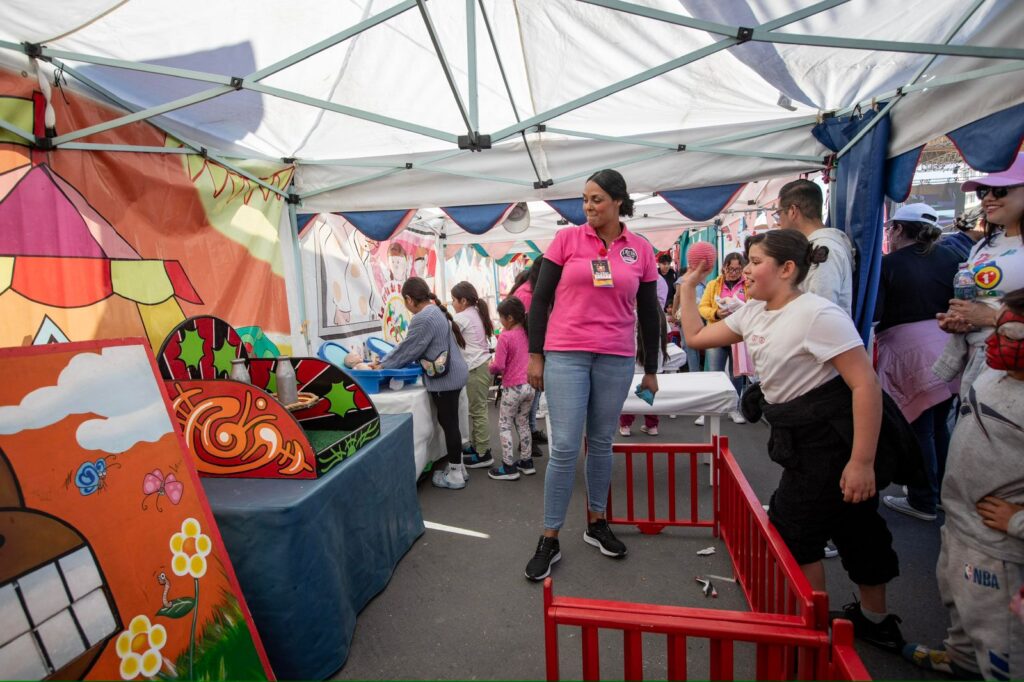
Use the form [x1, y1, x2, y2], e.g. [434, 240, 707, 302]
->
[2, 0, 1024, 211]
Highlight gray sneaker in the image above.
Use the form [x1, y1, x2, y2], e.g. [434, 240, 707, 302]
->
[883, 495, 936, 521]
[432, 463, 466, 489]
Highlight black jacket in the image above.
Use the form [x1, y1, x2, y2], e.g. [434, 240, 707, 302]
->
[741, 377, 926, 489]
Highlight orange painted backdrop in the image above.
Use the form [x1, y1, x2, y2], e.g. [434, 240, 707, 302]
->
[0, 70, 292, 351]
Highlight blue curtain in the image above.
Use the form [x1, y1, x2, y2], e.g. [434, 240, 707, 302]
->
[813, 110, 891, 343]
[339, 209, 415, 241]
[442, 203, 513, 235]
[546, 198, 587, 226]
[659, 184, 744, 221]
[947, 101, 1024, 172]
[885, 145, 923, 202]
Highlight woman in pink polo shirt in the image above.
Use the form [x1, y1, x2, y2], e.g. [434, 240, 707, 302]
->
[523, 169, 662, 581]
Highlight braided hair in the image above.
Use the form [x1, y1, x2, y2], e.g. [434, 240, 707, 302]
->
[401, 277, 467, 348]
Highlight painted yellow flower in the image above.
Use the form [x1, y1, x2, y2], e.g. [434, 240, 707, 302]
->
[115, 615, 167, 679]
[169, 517, 212, 578]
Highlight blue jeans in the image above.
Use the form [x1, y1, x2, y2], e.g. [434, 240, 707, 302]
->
[542, 351, 635, 531]
[907, 397, 954, 514]
[706, 346, 745, 395]
[529, 389, 541, 432]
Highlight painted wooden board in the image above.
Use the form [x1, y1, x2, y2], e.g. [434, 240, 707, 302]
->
[0, 339, 274, 680]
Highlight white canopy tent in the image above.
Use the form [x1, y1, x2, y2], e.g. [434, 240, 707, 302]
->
[2, 0, 1023, 213]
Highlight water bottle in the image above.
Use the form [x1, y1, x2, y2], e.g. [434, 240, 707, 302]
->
[953, 263, 976, 301]
[275, 356, 299, 406]
[229, 358, 250, 384]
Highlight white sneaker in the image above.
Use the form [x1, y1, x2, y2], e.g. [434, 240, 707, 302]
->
[432, 463, 467, 489]
[694, 415, 705, 426]
[618, 426, 631, 436]
[883, 495, 936, 521]
[824, 543, 839, 559]
[730, 411, 747, 424]
[640, 425, 658, 436]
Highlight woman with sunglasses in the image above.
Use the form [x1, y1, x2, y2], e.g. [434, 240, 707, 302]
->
[376, 277, 470, 489]
[935, 152, 1024, 396]
[874, 204, 962, 523]
[696, 251, 749, 424]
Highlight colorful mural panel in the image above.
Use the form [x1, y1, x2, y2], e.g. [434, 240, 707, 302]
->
[0, 340, 273, 680]
[301, 213, 435, 345]
[0, 72, 292, 352]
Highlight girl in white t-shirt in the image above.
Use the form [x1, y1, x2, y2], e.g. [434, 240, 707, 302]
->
[451, 281, 495, 468]
[678, 229, 905, 652]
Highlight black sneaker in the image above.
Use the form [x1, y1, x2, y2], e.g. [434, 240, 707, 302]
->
[583, 519, 627, 558]
[532, 430, 548, 444]
[463, 449, 494, 468]
[831, 601, 905, 653]
[488, 462, 521, 480]
[525, 536, 561, 581]
[516, 457, 536, 475]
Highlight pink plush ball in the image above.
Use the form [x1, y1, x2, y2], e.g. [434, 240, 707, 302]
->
[686, 241, 717, 271]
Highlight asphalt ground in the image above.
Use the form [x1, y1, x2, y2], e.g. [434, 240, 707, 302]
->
[334, 402, 950, 680]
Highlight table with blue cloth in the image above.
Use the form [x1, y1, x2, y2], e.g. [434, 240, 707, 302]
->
[201, 413, 423, 680]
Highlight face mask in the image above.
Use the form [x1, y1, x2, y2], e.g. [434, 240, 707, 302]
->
[985, 309, 1024, 371]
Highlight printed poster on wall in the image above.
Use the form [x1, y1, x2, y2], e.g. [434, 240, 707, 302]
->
[300, 213, 435, 345]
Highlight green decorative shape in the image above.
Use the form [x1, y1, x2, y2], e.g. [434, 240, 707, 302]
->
[212, 339, 239, 377]
[156, 597, 196, 619]
[179, 329, 206, 370]
[317, 419, 381, 473]
[324, 380, 358, 417]
[265, 371, 277, 395]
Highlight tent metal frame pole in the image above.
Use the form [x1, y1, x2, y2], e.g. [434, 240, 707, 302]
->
[39, 47, 233, 84]
[50, 85, 234, 145]
[489, 36, 738, 143]
[417, 0, 474, 137]
[467, 0, 478, 131]
[551, 148, 675, 185]
[45, 58, 203, 155]
[60, 142, 192, 154]
[756, 0, 849, 31]
[286, 181, 312, 354]
[0, 117, 34, 143]
[544, 127, 678, 150]
[412, 166, 536, 186]
[245, 81, 459, 144]
[542, 126, 824, 163]
[834, 0, 986, 160]
[685, 146, 824, 163]
[246, 0, 418, 81]
[578, 0, 737, 36]
[300, 168, 408, 199]
[489, 0, 846, 143]
[753, 31, 1024, 61]
[476, 0, 547, 188]
[206, 153, 290, 199]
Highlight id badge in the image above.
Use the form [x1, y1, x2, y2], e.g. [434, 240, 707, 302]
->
[591, 259, 613, 287]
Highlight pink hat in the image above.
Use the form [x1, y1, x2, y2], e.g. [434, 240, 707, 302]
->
[961, 152, 1024, 191]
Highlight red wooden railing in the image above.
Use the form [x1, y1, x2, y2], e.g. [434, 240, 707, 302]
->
[544, 579, 870, 681]
[605, 443, 717, 534]
[605, 437, 825, 628]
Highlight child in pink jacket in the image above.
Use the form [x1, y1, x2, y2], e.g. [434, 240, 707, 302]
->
[489, 297, 536, 481]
